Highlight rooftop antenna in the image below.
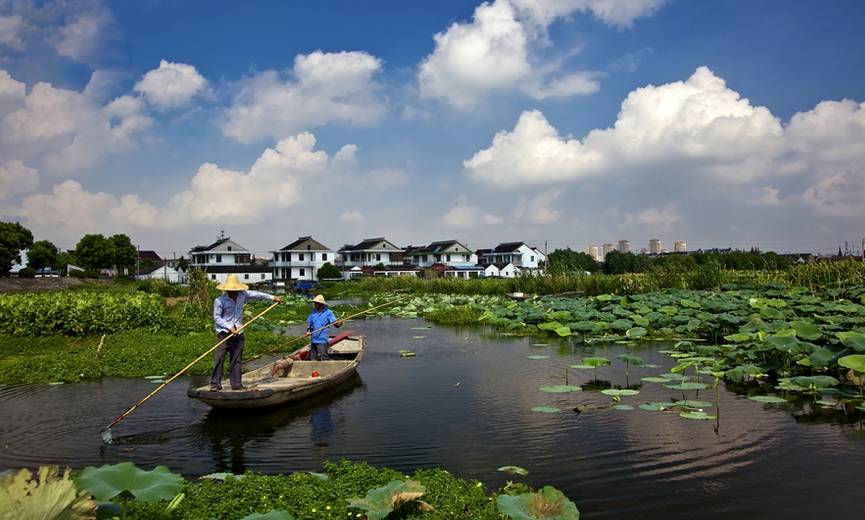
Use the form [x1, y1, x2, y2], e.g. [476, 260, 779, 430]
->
[218, 228, 226, 240]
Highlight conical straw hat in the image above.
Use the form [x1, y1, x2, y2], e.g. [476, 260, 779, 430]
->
[312, 294, 327, 305]
[217, 274, 248, 291]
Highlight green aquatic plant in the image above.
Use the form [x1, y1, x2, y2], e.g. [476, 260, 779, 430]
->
[347, 479, 431, 520]
[497, 466, 529, 476]
[616, 353, 644, 382]
[679, 411, 716, 420]
[748, 395, 787, 404]
[570, 357, 610, 381]
[776, 376, 840, 394]
[638, 402, 677, 411]
[539, 385, 582, 393]
[838, 354, 865, 395]
[496, 485, 580, 520]
[75, 462, 183, 502]
[0, 466, 96, 520]
[239, 511, 296, 520]
[600, 389, 639, 402]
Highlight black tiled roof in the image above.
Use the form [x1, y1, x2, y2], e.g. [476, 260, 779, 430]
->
[278, 236, 331, 251]
[493, 242, 526, 253]
[190, 237, 230, 253]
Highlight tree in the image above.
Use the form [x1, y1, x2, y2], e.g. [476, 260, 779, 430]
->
[548, 248, 599, 274]
[75, 234, 115, 272]
[317, 262, 341, 280]
[27, 240, 59, 271]
[110, 234, 137, 275]
[176, 256, 189, 271]
[0, 221, 34, 276]
[56, 251, 78, 275]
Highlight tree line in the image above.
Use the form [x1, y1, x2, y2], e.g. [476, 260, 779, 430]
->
[547, 247, 791, 275]
[1, 220, 139, 277]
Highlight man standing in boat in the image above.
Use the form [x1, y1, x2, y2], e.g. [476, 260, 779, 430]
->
[212, 274, 282, 391]
[306, 294, 342, 360]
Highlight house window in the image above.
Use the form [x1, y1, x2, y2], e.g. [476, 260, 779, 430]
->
[261, 274, 265, 279]
[299, 253, 305, 261]
[227, 246, 232, 251]
[322, 253, 328, 261]
[211, 274, 216, 280]
[446, 254, 451, 262]
[300, 268, 305, 276]
[376, 253, 381, 261]
[310, 253, 315, 261]
[531, 256, 535, 262]
[216, 254, 222, 263]
[244, 274, 249, 279]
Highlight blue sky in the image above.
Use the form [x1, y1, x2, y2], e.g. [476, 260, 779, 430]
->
[1, 0, 864, 257]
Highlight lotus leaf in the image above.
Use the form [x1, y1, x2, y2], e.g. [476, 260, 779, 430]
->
[538, 322, 563, 331]
[674, 400, 712, 408]
[680, 299, 701, 309]
[0, 466, 96, 520]
[641, 376, 671, 383]
[412, 335, 426, 339]
[399, 350, 415, 357]
[527, 355, 550, 360]
[748, 395, 787, 404]
[679, 411, 716, 420]
[569, 364, 594, 370]
[308, 472, 329, 481]
[555, 326, 572, 337]
[725, 365, 765, 380]
[616, 353, 644, 366]
[808, 347, 836, 368]
[498, 466, 529, 476]
[532, 343, 550, 347]
[239, 511, 297, 520]
[496, 485, 580, 520]
[75, 462, 183, 502]
[639, 402, 675, 411]
[839, 354, 865, 373]
[601, 389, 640, 397]
[631, 316, 650, 327]
[613, 404, 634, 410]
[836, 331, 865, 352]
[540, 385, 582, 393]
[790, 320, 822, 340]
[581, 357, 610, 368]
[531, 406, 561, 413]
[815, 399, 836, 407]
[625, 327, 647, 338]
[347, 480, 427, 520]
[664, 382, 709, 390]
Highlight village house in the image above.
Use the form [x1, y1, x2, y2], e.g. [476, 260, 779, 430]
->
[479, 242, 547, 273]
[188, 235, 272, 286]
[135, 264, 185, 283]
[404, 240, 477, 267]
[338, 237, 405, 267]
[270, 236, 335, 282]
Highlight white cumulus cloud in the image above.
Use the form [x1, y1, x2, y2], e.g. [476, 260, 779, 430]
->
[442, 204, 503, 228]
[222, 51, 385, 143]
[511, 0, 666, 29]
[515, 189, 562, 224]
[339, 211, 365, 223]
[134, 60, 207, 108]
[0, 14, 24, 49]
[0, 160, 39, 199]
[625, 205, 682, 230]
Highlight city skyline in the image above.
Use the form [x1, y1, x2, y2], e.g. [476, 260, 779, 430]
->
[1, 1, 864, 255]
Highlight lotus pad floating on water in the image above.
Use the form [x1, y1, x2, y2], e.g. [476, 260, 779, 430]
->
[411, 336, 426, 339]
[398, 350, 415, 357]
[496, 485, 580, 520]
[497, 466, 529, 476]
[674, 400, 712, 408]
[641, 376, 672, 383]
[664, 382, 709, 390]
[639, 402, 677, 411]
[0, 466, 95, 519]
[527, 355, 550, 360]
[531, 406, 562, 413]
[679, 411, 716, 420]
[75, 462, 183, 502]
[601, 389, 640, 397]
[540, 385, 582, 393]
[748, 395, 787, 404]
[613, 404, 634, 410]
[569, 364, 595, 370]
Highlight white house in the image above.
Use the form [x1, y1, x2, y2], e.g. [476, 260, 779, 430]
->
[338, 237, 404, 267]
[483, 264, 500, 278]
[270, 236, 335, 282]
[188, 235, 272, 286]
[481, 242, 546, 271]
[497, 263, 519, 278]
[136, 264, 185, 283]
[405, 240, 476, 267]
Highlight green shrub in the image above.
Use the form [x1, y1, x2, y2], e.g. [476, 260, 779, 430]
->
[17, 267, 36, 278]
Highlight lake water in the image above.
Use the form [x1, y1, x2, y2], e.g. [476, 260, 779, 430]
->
[1, 317, 863, 519]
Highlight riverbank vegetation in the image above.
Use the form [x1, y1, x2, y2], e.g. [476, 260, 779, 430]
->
[2, 460, 578, 520]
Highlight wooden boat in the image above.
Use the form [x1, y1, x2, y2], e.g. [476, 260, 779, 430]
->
[187, 332, 365, 409]
[506, 291, 534, 301]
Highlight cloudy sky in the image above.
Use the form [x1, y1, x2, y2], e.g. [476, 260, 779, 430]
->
[1, 0, 864, 258]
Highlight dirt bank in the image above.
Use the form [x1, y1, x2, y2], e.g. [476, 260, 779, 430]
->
[0, 277, 110, 293]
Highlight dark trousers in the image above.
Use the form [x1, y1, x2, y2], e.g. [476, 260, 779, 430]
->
[311, 342, 330, 361]
[211, 332, 245, 389]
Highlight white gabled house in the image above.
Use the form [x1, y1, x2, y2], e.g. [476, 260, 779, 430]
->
[497, 263, 519, 278]
[338, 237, 404, 267]
[481, 242, 546, 272]
[136, 264, 186, 283]
[405, 240, 476, 267]
[188, 235, 272, 286]
[270, 236, 335, 282]
[483, 264, 500, 278]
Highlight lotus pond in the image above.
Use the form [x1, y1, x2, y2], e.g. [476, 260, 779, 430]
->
[1, 316, 863, 519]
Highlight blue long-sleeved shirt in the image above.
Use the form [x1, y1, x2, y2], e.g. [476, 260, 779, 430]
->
[307, 308, 337, 344]
[213, 290, 274, 334]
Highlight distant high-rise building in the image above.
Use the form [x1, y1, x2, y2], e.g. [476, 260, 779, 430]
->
[617, 240, 630, 253]
[649, 239, 661, 254]
[674, 240, 687, 252]
[586, 244, 600, 262]
[602, 243, 615, 259]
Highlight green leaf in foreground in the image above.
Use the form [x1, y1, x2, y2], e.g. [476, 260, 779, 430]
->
[496, 485, 580, 520]
[601, 389, 640, 397]
[531, 406, 562, 413]
[838, 354, 865, 373]
[625, 327, 647, 338]
[0, 466, 96, 520]
[837, 331, 865, 352]
[664, 382, 709, 390]
[347, 480, 427, 520]
[616, 353, 644, 366]
[641, 376, 672, 383]
[790, 320, 822, 341]
[580, 357, 610, 368]
[498, 466, 529, 476]
[239, 511, 297, 520]
[75, 462, 183, 502]
[540, 385, 582, 393]
[748, 395, 787, 404]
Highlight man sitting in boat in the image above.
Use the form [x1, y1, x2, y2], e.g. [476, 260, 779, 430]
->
[306, 294, 342, 360]
[212, 274, 282, 391]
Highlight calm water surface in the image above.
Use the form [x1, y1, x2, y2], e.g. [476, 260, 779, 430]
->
[1, 317, 863, 519]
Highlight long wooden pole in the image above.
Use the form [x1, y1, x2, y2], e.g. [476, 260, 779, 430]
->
[100, 301, 281, 434]
[242, 293, 412, 365]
